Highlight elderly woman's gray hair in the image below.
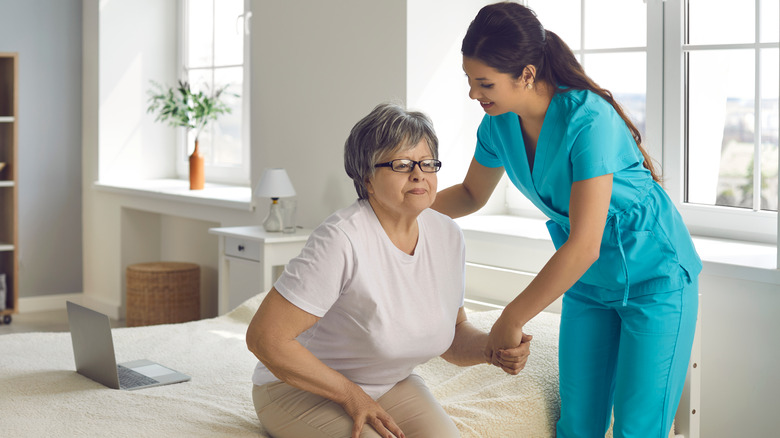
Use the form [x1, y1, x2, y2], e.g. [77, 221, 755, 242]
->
[344, 103, 439, 200]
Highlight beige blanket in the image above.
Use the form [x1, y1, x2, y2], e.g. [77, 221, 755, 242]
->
[0, 293, 568, 437]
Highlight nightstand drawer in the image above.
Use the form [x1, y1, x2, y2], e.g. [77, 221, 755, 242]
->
[225, 237, 261, 262]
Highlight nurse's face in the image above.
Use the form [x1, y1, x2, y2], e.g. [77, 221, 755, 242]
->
[463, 56, 524, 116]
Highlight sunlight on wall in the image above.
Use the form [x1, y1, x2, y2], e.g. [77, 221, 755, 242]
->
[98, 0, 177, 183]
[99, 53, 146, 181]
[407, 0, 496, 200]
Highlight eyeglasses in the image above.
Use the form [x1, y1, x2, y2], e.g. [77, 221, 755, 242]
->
[374, 159, 442, 173]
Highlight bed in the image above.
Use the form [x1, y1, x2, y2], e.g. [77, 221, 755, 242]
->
[0, 292, 690, 437]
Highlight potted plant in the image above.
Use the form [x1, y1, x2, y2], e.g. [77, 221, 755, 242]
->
[147, 80, 236, 190]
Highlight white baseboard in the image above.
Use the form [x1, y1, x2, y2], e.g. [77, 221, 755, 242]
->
[18, 293, 84, 313]
[18, 293, 123, 320]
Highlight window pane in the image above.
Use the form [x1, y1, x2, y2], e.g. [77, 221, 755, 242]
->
[214, 0, 244, 66]
[584, 52, 647, 139]
[688, 0, 755, 45]
[761, 0, 779, 43]
[584, 0, 646, 49]
[213, 67, 243, 166]
[760, 48, 779, 211]
[187, 0, 214, 68]
[527, 0, 581, 50]
[185, 67, 243, 167]
[186, 69, 214, 160]
[687, 50, 755, 209]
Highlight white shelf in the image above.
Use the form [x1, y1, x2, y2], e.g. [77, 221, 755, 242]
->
[457, 214, 780, 284]
[1, 53, 18, 315]
[94, 179, 253, 211]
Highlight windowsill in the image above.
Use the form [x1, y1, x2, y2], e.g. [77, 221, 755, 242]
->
[455, 214, 779, 283]
[94, 179, 253, 211]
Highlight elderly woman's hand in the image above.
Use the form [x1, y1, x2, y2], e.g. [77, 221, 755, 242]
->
[342, 388, 405, 438]
[492, 333, 532, 375]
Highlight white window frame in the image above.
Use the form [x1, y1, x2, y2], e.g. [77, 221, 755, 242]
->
[511, 0, 778, 245]
[177, 0, 251, 186]
[663, 0, 779, 244]
[510, 0, 662, 219]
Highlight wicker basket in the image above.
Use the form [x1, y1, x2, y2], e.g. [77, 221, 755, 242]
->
[126, 262, 200, 327]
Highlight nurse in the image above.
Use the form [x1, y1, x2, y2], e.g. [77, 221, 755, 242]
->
[431, 3, 702, 438]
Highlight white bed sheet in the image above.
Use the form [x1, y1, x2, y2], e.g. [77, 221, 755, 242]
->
[0, 292, 593, 437]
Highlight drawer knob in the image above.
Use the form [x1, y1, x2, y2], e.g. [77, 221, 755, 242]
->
[238, 244, 245, 252]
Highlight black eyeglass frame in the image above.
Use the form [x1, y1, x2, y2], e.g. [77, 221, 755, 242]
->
[373, 159, 442, 173]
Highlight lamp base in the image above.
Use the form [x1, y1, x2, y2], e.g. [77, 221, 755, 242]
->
[263, 199, 283, 232]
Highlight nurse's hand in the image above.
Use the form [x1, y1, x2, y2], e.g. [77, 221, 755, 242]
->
[493, 333, 533, 375]
[484, 313, 530, 373]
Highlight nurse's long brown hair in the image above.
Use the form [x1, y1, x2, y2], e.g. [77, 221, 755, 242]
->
[462, 2, 660, 182]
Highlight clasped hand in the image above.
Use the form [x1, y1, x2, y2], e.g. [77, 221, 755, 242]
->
[484, 314, 533, 375]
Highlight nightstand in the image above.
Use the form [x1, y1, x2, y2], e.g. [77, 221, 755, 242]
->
[209, 226, 312, 315]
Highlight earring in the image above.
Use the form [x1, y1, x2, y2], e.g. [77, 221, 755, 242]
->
[526, 82, 533, 90]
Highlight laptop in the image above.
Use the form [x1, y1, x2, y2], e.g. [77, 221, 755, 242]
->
[66, 301, 191, 390]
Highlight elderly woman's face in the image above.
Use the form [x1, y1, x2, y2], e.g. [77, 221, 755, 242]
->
[366, 139, 437, 220]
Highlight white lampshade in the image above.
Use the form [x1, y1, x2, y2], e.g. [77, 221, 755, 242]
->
[255, 168, 296, 232]
[255, 168, 296, 199]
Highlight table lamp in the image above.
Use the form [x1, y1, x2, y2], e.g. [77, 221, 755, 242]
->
[255, 168, 296, 232]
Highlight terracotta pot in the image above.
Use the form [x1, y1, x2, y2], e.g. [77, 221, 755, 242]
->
[189, 140, 205, 190]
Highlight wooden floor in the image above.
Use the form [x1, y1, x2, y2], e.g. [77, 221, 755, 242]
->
[0, 308, 124, 335]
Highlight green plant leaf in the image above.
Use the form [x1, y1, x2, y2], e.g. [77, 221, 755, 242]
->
[146, 79, 236, 140]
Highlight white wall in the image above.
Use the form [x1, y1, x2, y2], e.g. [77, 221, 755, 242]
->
[250, 1, 408, 225]
[697, 270, 780, 438]
[98, 0, 178, 183]
[407, 0, 508, 213]
[407, 0, 485, 189]
[0, 0, 83, 298]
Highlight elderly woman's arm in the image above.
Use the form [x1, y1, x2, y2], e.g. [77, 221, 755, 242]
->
[440, 307, 532, 375]
[246, 288, 405, 438]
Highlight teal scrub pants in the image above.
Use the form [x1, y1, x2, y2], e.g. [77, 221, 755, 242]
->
[556, 278, 698, 438]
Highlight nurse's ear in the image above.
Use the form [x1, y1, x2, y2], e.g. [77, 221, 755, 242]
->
[519, 65, 538, 89]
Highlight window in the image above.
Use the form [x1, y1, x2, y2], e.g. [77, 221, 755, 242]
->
[530, 0, 650, 140]
[510, 0, 656, 217]
[666, 0, 778, 242]
[180, 0, 251, 185]
[508, 0, 779, 244]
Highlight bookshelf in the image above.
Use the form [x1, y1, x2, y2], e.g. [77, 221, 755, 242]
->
[0, 52, 18, 324]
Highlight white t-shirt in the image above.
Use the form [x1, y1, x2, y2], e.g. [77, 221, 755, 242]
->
[252, 199, 466, 399]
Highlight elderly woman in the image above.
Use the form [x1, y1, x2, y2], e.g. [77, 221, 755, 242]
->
[246, 103, 532, 438]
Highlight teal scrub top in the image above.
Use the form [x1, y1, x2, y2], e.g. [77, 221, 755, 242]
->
[474, 88, 702, 304]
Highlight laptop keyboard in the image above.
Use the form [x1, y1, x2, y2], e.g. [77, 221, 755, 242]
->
[117, 365, 159, 389]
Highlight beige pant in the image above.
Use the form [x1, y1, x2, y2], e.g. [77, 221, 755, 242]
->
[253, 374, 460, 438]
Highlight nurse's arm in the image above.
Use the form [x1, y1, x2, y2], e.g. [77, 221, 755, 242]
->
[246, 288, 405, 438]
[495, 174, 613, 335]
[431, 157, 505, 219]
